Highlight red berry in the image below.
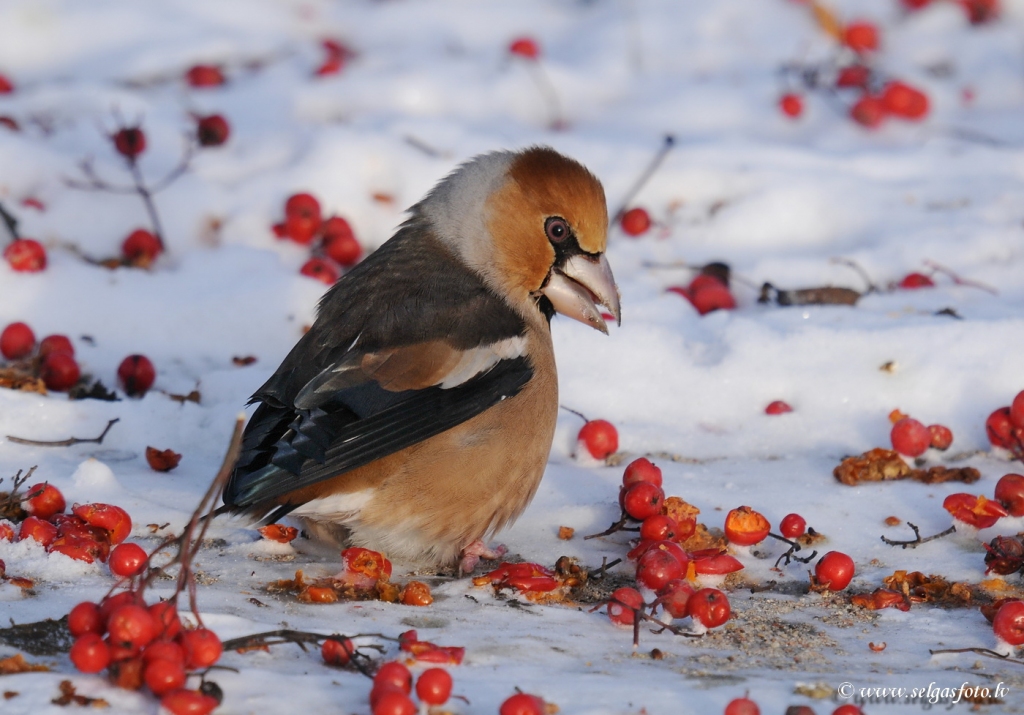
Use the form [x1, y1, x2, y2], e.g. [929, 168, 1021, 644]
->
[850, 95, 886, 128]
[622, 457, 662, 488]
[636, 547, 684, 591]
[160, 689, 219, 715]
[960, 0, 999, 25]
[832, 707, 863, 715]
[179, 628, 222, 669]
[899, 272, 934, 289]
[70, 633, 111, 673]
[779, 93, 803, 118]
[986, 407, 1018, 450]
[1, 322, 35, 359]
[68, 602, 104, 638]
[109, 542, 149, 578]
[765, 400, 792, 415]
[724, 697, 761, 715]
[185, 64, 225, 88]
[640, 514, 678, 542]
[0, 74, 13, 93]
[890, 417, 930, 457]
[107, 605, 158, 650]
[99, 591, 144, 626]
[686, 282, 736, 315]
[73, 503, 132, 544]
[113, 128, 146, 159]
[607, 587, 644, 626]
[620, 207, 651, 236]
[321, 637, 353, 666]
[142, 640, 185, 665]
[149, 601, 183, 640]
[145, 657, 187, 695]
[657, 579, 696, 619]
[508, 37, 540, 60]
[1011, 390, 1024, 429]
[415, 667, 453, 705]
[835, 65, 870, 89]
[995, 473, 1024, 517]
[724, 506, 771, 546]
[118, 354, 156, 397]
[927, 424, 953, 451]
[23, 482, 65, 519]
[285, 192, 322, 223]
[39, 334, 74, 358]
[690, 549, 744, 576]
[993, 600, 1024, 646]
[881, 81, 929, 120]
[622, 481, 665, 521]
[815, 551, 855, 591]
[4, 238, 47, 271]
[578, 419, 618, 459]
[843, 22, 879, 53]
[40, 352, 80, 391]
[373, 691, 416, 715]
[122, 229, 163, 264]
[19, 516, 57, 547]
[689, 588, 731, 629]
[373, 661, 412, 693]
[300, 257, 339, 285]
[285, 214, 321, 245]
[195, 114, 230, 147]
[500, 693, 546, 715]
[315, 56, 345, 76]
[779, 513, 807, 539]
[902, 0, 933, 9]
[322, 217, 362, 267]
[0, 521, 13, 541]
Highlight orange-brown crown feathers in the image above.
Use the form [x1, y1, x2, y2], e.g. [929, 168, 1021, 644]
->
[484, 147, 608, 306]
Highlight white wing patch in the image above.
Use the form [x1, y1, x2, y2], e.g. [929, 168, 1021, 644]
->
[439, 336, 527, 389]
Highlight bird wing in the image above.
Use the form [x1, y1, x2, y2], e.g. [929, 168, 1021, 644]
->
[223, 219, 534, 513]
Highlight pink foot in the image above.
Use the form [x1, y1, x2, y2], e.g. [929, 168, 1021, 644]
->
[459, 540, 507, 575]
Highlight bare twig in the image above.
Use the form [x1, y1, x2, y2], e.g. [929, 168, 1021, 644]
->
[830, 257, 879, 294]
[584, 514, 632, 540]
[881, 522, 956, 549]
[924, 260, 998, 295]
[766, 532, 817, 567]
[7, 418, 120, 447]
[0, 200, 20, 242]
[929, 647, 1024, 666]
[588, 557, 623, 580]
[219, 630, 391, 678]
[558, 404, 589, 424]
[0, 466, 37, 510]
[612, 135, 675, 222]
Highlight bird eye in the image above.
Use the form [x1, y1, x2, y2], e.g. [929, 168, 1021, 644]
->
[545, 217, 569, 243]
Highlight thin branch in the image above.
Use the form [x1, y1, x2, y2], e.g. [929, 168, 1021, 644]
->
[830, 257, 880, 294]
[881, 522, 956, 549]
[611, 135, 676, 221]
[558, 404, 589, 424]
[929, 647, 1024, 666]
[766, 532, 817, 567]
[588, 557, 623, 580]
[583, 514, 631, 540]
[7, 418, 120, 447]
[0, 466, 36, 510]
[0, 200, 20, 242]
[924, 260, 998, 295]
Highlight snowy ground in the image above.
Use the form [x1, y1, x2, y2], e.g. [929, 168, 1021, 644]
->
[2, 0, 1024, 712]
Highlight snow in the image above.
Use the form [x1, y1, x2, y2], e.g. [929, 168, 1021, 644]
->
[2, 0, 1024, 713]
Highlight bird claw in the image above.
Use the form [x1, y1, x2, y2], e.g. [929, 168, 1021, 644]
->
[459, 540, 507, 575]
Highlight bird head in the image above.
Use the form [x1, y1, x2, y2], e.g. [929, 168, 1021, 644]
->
[419, 146, 620, 333]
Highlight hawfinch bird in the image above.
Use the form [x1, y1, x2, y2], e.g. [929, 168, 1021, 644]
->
[222, 147, 619, 568]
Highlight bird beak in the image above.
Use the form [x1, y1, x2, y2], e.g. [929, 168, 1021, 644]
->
[541, 253, 621, 334]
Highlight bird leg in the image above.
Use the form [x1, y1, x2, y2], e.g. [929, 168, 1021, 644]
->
[458, 540, 507, 575]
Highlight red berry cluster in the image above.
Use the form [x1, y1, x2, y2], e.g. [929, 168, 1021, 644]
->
[1, 480, 132, 566]
[888, 411, 954, 458]
[272, 193, 363, 285]
[0, 320, 156, 396]
[986, 389, 1024, 460]
[69, 590, 223, 715]
[667, 269, 737, 316]
[779, 11, 933, 129]
[364, 660, 454, 715]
